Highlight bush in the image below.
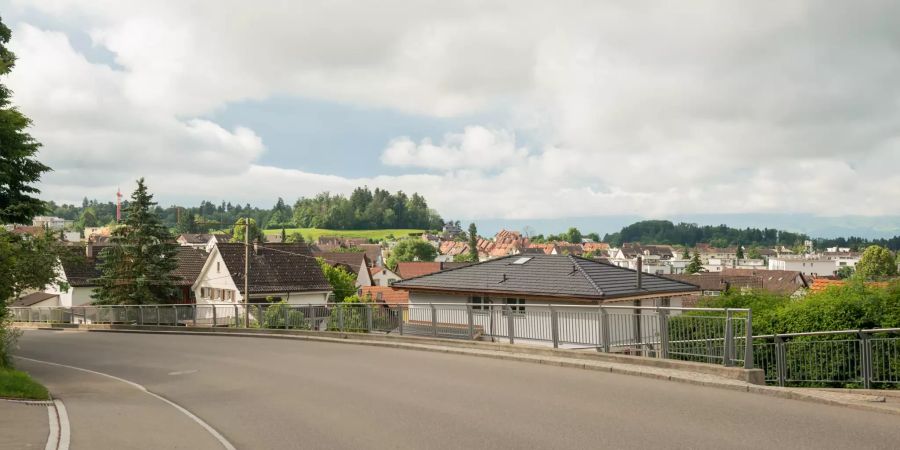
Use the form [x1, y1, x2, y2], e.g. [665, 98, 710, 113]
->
[261, 301, 308, 329]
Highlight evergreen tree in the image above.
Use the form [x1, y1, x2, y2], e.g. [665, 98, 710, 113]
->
[280, 227, 287, 242]
[682, 249, 691, 260]
[467, 223, 479, 261]
[176, 209, 197, 234]
[736, 243, 744, 259]
[0, 18, 50, 224]
[93, 179, 178, 304]
[685, 252, 703, 274]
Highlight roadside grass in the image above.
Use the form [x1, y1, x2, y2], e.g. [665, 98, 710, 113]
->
[0, 367, 50, 400]
[262, 228, 425, 241]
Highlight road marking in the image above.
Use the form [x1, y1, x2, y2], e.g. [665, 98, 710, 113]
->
[168, 369, 198, 376]
[16, 356, 235, 450]
[55, 400, 70, 450]
[45, 404, 59, 450]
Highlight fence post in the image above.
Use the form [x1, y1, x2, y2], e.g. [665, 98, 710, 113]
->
[138, 305, 143, 325]
[366, 304, 373, 332]
[507, 307, 515, 345]
[550, 306, 559, 349]
[212, 305, 217, 327]
[723, 309, 734, 367]
[467, 305, 475, 340]
[657, 307, 669, 359]
[172, 305, 177, 327]
[398, 305, 404, 335]
[339, 306, 345, 332]
[192, 304, 197, 327]
[600, 307, 611, 353]
[775, 335, 786, 387]
[860, 331, 873, 389]
[156, 306, 161, 327]
[284, 305, 290, 330]
[743, 309, 754, 370]
[430, 304, 438, 337]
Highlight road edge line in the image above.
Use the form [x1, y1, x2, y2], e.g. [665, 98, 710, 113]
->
[45, 403, 59, 450]
[15, 356, 235, 450]
[54, 400, 70, 450]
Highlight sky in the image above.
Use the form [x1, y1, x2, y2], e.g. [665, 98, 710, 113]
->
[3, 1, 900, 225]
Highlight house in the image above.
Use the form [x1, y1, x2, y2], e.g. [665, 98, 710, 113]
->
[437, 241, 469, 262]
[394, 261, 473, 279]
[527, 243, 559, 255]
[32, 216, 73, 230]
[193, 243, 331, 304]
[394, 254, 698, 306]
[392, 254, 700, 346]
[767, 257, 838, 278]
[721, 268, 810, 296]
[171, 247, 209, 303]
[313, 251, 374, 287]
[315, 236, 369, 252]
[10, 292, 60, 307]
[265, 234, 284, 243]
[356, 244, 384, 267]
[177, 233, 213, 248]
[45, 244, 107, 306]
[582, 242, 610, 253]
[441, 222, 463, 239]
[664, 273, 764, 300]
[368, 266, 401, 287]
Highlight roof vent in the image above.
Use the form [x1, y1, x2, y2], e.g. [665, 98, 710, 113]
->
[500, 273, 508, 283]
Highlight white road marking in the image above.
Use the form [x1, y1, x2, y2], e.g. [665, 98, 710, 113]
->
[55, 400, 70, 450]
[168, 369, 198, 376]
[45, 404, 59, 450]
[15, 356, 235, 450]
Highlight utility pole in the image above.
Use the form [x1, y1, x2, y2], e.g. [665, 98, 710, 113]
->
[243, 217, 250, 326]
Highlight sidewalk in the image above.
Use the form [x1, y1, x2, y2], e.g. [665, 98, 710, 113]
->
[0, 398, 52, 449]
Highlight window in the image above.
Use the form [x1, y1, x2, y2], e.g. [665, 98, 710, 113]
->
[224, 290, 233, 302]
[511, 257, 532, 265]
[200, 287, 209, 299]
[216, 262, 221, 273]
[470, 296, 489, 311]
[503, 298, 525, 315]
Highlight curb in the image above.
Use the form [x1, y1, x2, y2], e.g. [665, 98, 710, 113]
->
[21, 325, 900, 416]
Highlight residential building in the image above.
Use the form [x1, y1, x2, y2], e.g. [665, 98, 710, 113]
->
[10, 292, 60, 307]
[357, 244, 384, 267]
[437, 241, 469, 262]
[721, 268, 810, 296]
[312, 252, 374, 287]
[171, 247, 209, 303]
[32, 216, 73, 230]
[193, 243, 331, 304]
[368, 266, 401, 287]
[359, 285, 409, 306]
[441, 222, 463, 239]
[704, 258, 766, 272]
[767, 257, 838, 278]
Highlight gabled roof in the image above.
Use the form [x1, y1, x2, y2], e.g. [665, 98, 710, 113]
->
[313, 252, 371, 275]
[177, 233, 211, 244]
[394, 254, 698, 301]
[721, 268, 809, 295]
[60, 246, 108, 287]
[11, 291, 59, 307]
[217, 243, 330, 294]
[664, 273, 763, 292]
[172, 247, 209, 286]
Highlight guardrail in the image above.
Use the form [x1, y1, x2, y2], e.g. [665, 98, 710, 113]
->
[750, 329, 900, 388]
[10, 302, 752, 368]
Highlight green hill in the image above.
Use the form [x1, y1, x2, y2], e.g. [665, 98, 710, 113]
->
[263, 228, 425, 242]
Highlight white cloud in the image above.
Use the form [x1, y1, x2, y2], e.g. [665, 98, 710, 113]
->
[5, 1, 900, 219]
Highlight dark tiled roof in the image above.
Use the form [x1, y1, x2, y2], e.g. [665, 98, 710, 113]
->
[11, 292, 59, 307]
[720, 268, 809, 295]
[61, 246, 108, 287]
[172, 247, 208, 286]
[394, 254, 698, 301]
[178, 233, 211, 244]
[218, 243, 330, 294]
[312, 252, 370, 275]
[664, 274, 763, 292]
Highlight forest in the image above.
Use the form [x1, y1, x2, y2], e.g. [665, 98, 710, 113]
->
[46, 186, 444, 233]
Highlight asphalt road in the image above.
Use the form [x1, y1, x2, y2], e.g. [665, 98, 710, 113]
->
[13, 330, 900, 449]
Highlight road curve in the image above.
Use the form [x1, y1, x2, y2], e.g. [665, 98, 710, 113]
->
[14, 330, 900, 449]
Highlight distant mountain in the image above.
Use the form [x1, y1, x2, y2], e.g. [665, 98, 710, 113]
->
[467, 214, 900, 240]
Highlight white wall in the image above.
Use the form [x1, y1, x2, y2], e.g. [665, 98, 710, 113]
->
[768, 258, 837, 277]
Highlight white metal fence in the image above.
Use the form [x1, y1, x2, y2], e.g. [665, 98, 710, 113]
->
[9, 302, 754, 369]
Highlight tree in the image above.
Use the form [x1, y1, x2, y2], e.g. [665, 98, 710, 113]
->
[0, 231, 70, 302]
[317, 258, 356, 302]
[855, 245, 899, 280]
[565, 227, 583, 243]
[747, 246, 763, 260]
[386, 238, 437, 270]
[92, 179, 179, 305]
[685, 252, 703, 274]
[280, 227, 287, 243]
[0, 18, 50, 224]
[585, 232, 601, 242]
[232, 218, 265, 244]
[835, 266, 855, 280]
[736, 243, 744, 259]
[453, 252, 477, 263]
[176, 209, 197, 234]
[682, 249, 691, 260]
[467, 223, 479, 261]
[286, 232, 305, 244]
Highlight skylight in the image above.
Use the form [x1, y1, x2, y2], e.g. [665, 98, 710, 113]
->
[512, 257, 532, 265]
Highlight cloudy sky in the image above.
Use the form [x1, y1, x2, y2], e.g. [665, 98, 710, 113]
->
[3, 1, 900, 221]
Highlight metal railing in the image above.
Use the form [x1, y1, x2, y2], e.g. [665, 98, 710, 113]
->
[751, 329, 900, 388]
[10, 302, 753, 368]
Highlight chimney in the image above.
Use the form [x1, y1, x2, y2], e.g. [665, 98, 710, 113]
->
[636, 256, 643, 289]
[85, 238, 93, 258]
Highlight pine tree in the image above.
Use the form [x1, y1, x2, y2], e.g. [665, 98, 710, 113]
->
[93, 179, 178, 305]
[736, 243, 744, 259]
[0, 19, 50, 224]
[467, 223, 479, 261]
[685, 252, 703, 274]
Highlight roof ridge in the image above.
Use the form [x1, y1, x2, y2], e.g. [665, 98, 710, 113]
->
[394, 254, 513, 284]
[568, 255, 605, 296]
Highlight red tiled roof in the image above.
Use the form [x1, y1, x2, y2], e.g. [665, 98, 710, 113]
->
[360, 286, 409, 305]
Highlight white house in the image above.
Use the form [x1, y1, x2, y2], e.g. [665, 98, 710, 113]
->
[192, 243, 332, 305]
[768, 257, 838, 277]
[393, 254, 700, 347]
[368, 266, 401, 287]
